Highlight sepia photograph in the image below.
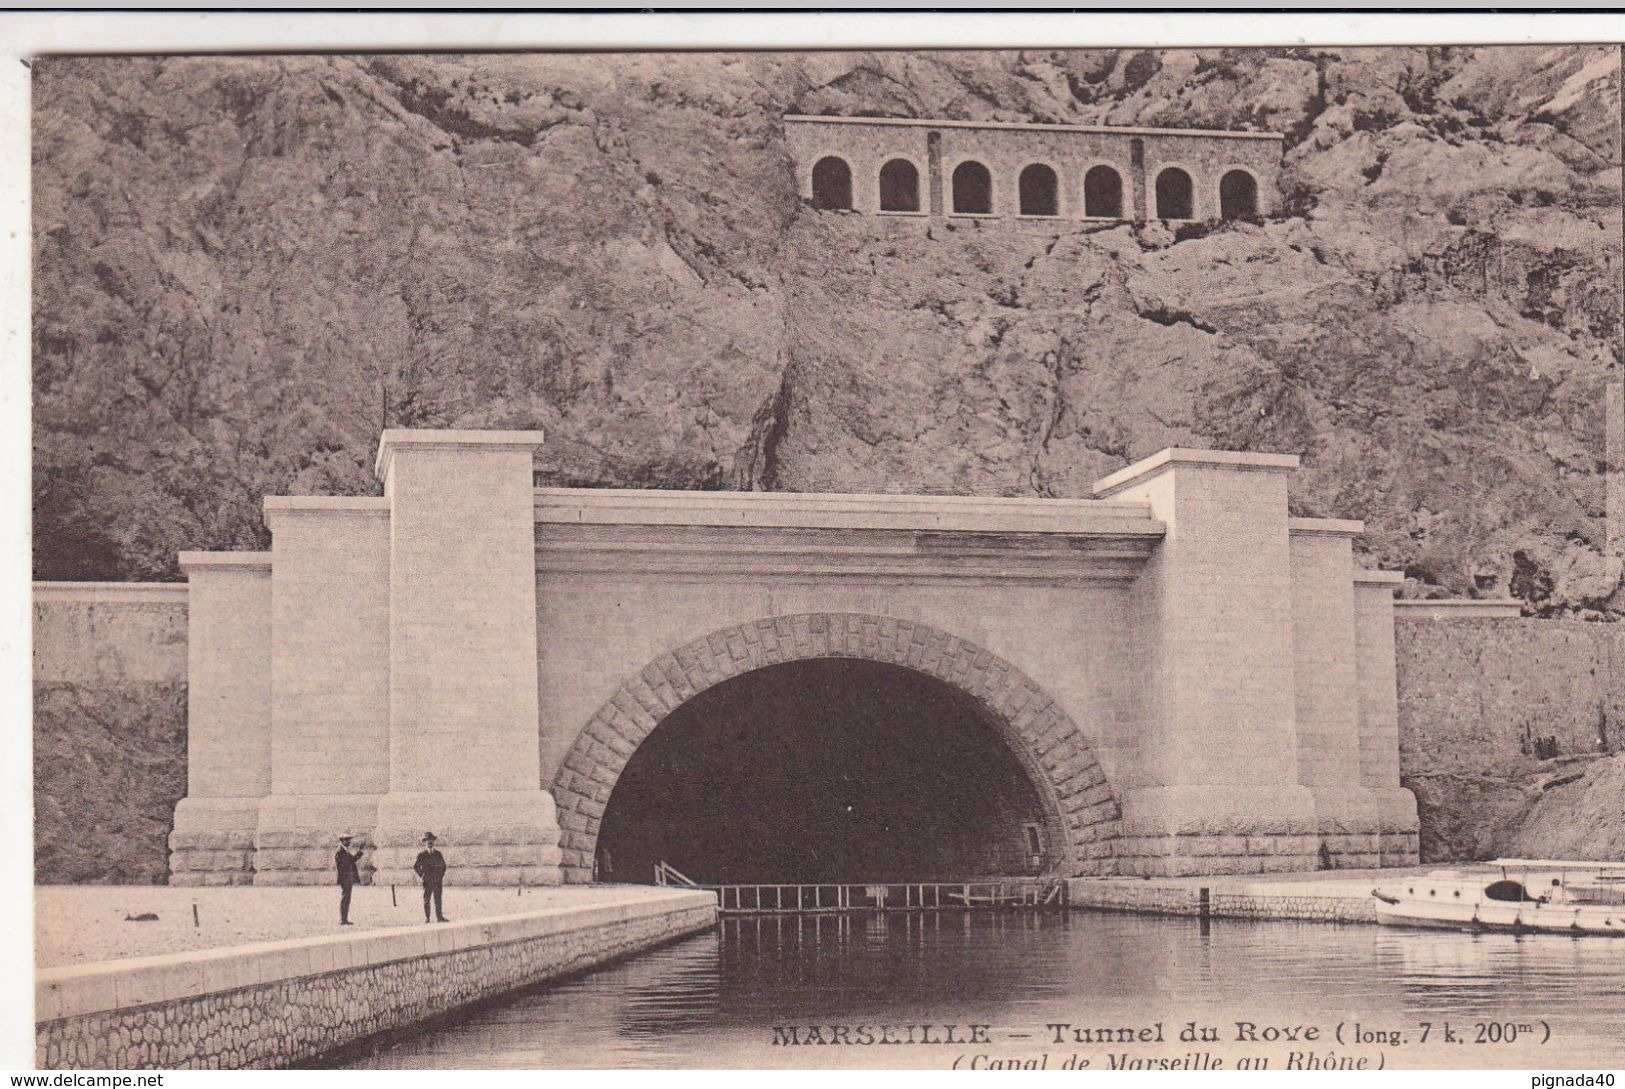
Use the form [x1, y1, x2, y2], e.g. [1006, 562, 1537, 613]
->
[13, 12, 1625, 1073]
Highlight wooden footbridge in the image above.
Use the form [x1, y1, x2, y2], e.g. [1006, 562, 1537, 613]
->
[653, 862, 1067, 915]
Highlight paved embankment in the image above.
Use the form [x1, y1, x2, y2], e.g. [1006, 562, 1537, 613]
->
[35, 884, 665, 968]
[1068, 867, 1449, 925]
[35, 886, 716, 1069]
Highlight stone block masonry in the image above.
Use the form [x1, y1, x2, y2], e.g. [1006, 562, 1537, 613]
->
[550, 611, 1122, 883]
[256, 498, 391, 886]
[541, 446, 1418, 881]
[161, 431, 564, 888]
[31, 573, 1594, 887]
[1067, 877, 1379, 925]
[1095, 451, 1330, 875]
[35, 889, 716, 1070]
[33, 582, 188, 685]
[169, 555, 272, 887]
[371, 432, 562, 888]
[1396, 616, 1623, 765]
[44, 428, 1425, 886]
[784, 115, 1283, 222]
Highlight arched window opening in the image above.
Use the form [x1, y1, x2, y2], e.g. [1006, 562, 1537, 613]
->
[879, 158, 921, 212]
[952, 161, 993, 215]
[1083, 165, 1124, 218]
[1155, 167, 1194, 220]
[1018, 163, 1059, 217]
[811, 156, 853, 211]
[1220, 169, 1259, 221]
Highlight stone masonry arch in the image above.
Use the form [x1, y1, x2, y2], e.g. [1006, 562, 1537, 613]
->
[167, 433, 1420, 888]
[169, 434, 1419, 887]
[551, 612, 1121, 884]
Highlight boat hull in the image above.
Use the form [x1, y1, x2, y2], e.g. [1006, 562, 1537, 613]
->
[1374, 898, 1625, 937]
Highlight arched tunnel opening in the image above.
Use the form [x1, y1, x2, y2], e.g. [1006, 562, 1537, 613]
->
[595, 659, 1055, 885]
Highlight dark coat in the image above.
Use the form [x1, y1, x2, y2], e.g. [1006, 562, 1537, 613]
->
[335, 847, 361, 887]
[414, 847, 447, 885]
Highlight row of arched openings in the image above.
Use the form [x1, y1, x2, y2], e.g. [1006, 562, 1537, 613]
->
[811, 156, 1259, 221]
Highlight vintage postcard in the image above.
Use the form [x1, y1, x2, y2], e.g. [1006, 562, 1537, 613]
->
[15, 15, 1625, 1074]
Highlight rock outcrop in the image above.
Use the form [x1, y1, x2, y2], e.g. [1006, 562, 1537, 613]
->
[32, 47, 1623, 614]
[34, 683, 187, 884]
[29, 49, 1625, 878]
[1507, 754, 1625, 860]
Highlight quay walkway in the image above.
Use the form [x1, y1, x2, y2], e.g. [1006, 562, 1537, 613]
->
[35, 885, 715, 1069]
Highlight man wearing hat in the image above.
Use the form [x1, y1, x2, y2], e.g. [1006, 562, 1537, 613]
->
[413, 832, 450, 923]
[334, 833, 363, 926]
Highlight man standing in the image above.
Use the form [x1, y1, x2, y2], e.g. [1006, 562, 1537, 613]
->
[413, 832, 449, 923]
[335, 833, 363, 925]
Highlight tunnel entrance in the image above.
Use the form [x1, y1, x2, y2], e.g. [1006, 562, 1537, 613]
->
[595, 659, 1053, 886]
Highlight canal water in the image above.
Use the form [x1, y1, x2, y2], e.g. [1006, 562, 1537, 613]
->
[343, 911, 1625, 1069]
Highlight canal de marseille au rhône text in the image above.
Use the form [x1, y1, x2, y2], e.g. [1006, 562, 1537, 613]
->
[771, 1021, 1378, 1070]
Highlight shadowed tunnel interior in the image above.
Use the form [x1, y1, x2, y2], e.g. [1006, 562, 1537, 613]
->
[596, 659, 1051, 885]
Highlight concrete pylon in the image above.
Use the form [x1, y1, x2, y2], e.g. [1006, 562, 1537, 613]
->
[168, 553, 273, 886]
[252, 497, 392, 885]
[368, 430, 564, 887]
[1094, 449, 1320, 875]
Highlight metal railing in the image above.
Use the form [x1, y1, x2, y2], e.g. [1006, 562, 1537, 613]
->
[652, 869, 1066, 915]
[653, 860, 700, 888]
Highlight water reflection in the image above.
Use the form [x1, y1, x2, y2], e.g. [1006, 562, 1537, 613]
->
[343, 912, 1625, 1069]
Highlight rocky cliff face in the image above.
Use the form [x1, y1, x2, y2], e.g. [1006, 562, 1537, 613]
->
[34, 682, 186, 884]
[1396, 617, 1624, 863]
[1508, 754, 1625, 859]
[32, 48, 1623, 614]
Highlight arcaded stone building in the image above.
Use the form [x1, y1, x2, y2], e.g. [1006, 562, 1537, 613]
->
[167, 429, 1419, 888]
[782, 115, 1284, 222]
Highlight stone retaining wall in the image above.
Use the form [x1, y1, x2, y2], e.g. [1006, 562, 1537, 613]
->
[33, 579, 1618, 885]
[1394, 617, 1624, 861]
[1067, 878, 1376, 924]
[33, 584, 189, 884]
[1110, 831, 1418, 877]
[1208, 892, 1377, 924]
[1067, 879, 1204, 916]
[36, 891, 716, 1069]
[1395, 617, 1623, 768]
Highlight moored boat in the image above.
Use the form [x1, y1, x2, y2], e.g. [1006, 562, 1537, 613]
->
[1372, 859, 1625, 936]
